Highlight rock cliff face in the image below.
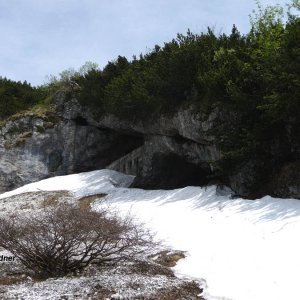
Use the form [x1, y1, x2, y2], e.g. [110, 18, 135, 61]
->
[55, 94, 224, 190]
[0, 93, 299, 199]
[130, 134, 220, 189]
[0, 106, 142, 193]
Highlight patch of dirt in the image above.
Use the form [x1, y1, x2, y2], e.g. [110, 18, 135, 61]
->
[39, 191, 73, 208]
[0, 275, 27, 286]
[90, 285, 115, 299]
[0, 190, 73, 216]
[152, 281, 204, 300]
[128, 259, 175, 277]
[150, 250, 186, 267]
[78, 194, 107, 211]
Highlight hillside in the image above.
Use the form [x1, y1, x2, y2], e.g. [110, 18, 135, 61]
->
[1, 2, 300, 300]
[0, 1, 299, 198]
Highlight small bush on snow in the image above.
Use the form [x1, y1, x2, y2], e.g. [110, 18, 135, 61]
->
[0, 203, 156, 278]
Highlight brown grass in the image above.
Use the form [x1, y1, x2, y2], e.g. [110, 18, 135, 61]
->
[128, 259, 175, 277]
[150, 250, 186, 267]
[91, 281, 204, 300]
[152, 281, 204, 300]
[78, 194, 107, 211]
[39, 191, 73, 209]
[90, 286, 115, 300]
[0, 275, 27, 286]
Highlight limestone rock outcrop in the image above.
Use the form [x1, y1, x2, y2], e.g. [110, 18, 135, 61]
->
[1, 93, 299, 199]
[0, 107, 141, 193]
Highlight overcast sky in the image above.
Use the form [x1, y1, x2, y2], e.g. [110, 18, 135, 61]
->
[0, 0, 289, 86]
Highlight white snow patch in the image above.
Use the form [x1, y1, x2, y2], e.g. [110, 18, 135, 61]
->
[2, 169, 300, 300]
[0, 169, 134, 200]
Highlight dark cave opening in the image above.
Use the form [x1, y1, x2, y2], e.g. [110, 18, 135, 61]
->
[132, 152, 213, 189]
[72, 128, 144, 174]
[73, 116, 89, 126]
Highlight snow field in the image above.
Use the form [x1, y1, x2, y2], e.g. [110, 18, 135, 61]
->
[1, 169, 300, 300]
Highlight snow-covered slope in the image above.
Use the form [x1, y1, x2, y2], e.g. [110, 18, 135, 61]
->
[1, 169, 300, 300]
[0, 169, 135, 200]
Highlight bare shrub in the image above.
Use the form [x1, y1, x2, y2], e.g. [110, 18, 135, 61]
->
[0, 203, 156, 278]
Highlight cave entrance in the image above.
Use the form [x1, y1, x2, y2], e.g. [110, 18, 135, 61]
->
[72, 127, 144, 174]
[132, 152, 213, 189]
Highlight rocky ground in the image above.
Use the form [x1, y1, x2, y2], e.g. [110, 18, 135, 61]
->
[0, 253, 204, 300]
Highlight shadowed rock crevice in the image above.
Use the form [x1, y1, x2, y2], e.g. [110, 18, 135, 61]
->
[72, 116, 89, 126]
[131, 152, 212, 189]
[72, 128, 143, 173]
